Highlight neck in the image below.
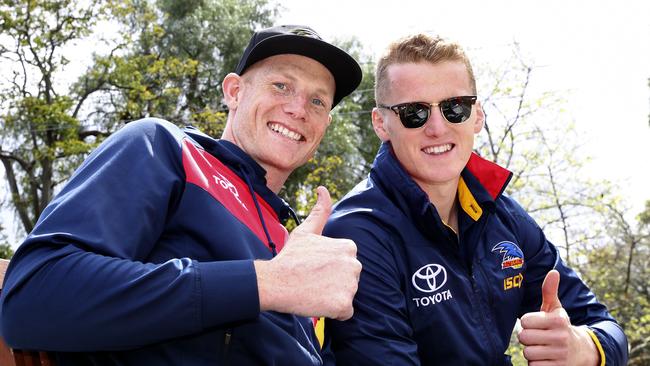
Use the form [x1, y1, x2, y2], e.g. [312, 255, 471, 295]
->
[260, 165, 290, 194]
[419, 178, 460, 231]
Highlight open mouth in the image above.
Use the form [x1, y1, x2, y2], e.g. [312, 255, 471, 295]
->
[268, 122, 304, 142]
[422, 143, 453, 155]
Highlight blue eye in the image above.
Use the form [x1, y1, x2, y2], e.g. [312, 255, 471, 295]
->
[312, 98, 324, 107]
[273, 82, 286, 90]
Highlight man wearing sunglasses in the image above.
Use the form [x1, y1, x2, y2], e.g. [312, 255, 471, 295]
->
[323, 34, 628, 365]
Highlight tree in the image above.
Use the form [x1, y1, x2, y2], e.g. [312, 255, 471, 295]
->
[80, 0, 276, 132]
[3, 6, 646, 361]
[578, 201, 650, 365]
[0, 223, 14, 259]
[473, 44, 616, 267]
[0, 0, 108, 235]
[469, 45, 645, 364]
[0, 0, 277, 239]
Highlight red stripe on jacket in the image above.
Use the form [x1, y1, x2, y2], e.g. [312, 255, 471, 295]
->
[182, 139, 288, 252]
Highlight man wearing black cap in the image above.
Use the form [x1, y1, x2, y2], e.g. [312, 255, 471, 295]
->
[0, 25, 362, 365]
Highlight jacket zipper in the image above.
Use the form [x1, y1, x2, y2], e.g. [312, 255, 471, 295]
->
[449, 238, 499, 365]
[441, 205, 500, 364]
[474, 213, 500, 365]
[475, 214, 496, 311]
[457, 212, 499, 366]
[220, 328, 232, 365]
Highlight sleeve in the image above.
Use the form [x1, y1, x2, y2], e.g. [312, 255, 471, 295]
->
[509, 200, 629, 366]
[323, 214, 420, 366]
[0, 118, 260, 352]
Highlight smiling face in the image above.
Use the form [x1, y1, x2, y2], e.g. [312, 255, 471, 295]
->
[221, 54, 335, 192]
[372, 61, 484, 195]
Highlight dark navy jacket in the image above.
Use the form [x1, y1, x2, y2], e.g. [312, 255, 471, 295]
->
[0, 119, 326, 365]
[324, 142, 628, 365]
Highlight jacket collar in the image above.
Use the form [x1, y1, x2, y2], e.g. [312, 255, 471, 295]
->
[464, 153, 512, 201]
[370, 142, 512, 223]
[183, 126, 292, 222]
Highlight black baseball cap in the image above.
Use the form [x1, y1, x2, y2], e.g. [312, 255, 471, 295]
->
[235, 25, 362, 108]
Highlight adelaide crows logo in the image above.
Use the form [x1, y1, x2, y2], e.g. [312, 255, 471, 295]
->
[491, 241, 524, 270]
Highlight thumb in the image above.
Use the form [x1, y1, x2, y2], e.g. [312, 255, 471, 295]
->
[540, 269, 563, 312]
[293, 186, 332, 236]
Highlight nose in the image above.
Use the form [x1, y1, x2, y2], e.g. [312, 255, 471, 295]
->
[423, 105, 447, 136]
[282, 94, 308, 121]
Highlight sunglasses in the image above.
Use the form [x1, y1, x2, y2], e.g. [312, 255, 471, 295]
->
[378, 96, 477, 128]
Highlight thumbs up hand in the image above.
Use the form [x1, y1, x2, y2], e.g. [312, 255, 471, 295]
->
[540, 269, 563, 312]
[254, 187, 362, 320]
[518, 270, 600, 366]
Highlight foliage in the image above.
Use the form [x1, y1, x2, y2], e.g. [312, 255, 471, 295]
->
[576, 201, 650, 365]
[472, 45, 649, 364]
[0, 0, 276, 240]
[0, 0, 107, 234]
[0, 244, 13, 259]
[473, 44, 619, 266]
[81, 0, 275, 128]
[0, 224, 13, 259]
[1, 2, 648, 363]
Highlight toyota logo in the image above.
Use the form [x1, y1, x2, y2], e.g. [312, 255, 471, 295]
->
[411, 264, 448, 293]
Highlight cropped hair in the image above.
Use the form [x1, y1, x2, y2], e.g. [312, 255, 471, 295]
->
[375, 34, 477, 103]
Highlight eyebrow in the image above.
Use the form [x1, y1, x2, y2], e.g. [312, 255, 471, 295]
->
[266, 64, 334, 104]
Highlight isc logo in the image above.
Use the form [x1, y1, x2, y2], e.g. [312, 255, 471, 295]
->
[503, 273, 523, 290]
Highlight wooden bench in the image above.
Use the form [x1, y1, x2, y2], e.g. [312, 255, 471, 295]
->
[0, 258, 56, 366]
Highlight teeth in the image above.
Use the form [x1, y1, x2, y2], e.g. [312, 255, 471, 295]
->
[268, 123, 302, 141]
[423, 144, 452, 155]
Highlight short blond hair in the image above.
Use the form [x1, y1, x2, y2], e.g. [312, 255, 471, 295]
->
[375, 34, 476, 103]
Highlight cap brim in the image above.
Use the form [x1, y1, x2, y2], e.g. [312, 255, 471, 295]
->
[236, 34, 362, 108]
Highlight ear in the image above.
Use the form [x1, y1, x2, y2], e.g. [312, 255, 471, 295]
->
[372, 107, 391, 142]
[222, 72, 242, 110]
[473, 101, 485, 134]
